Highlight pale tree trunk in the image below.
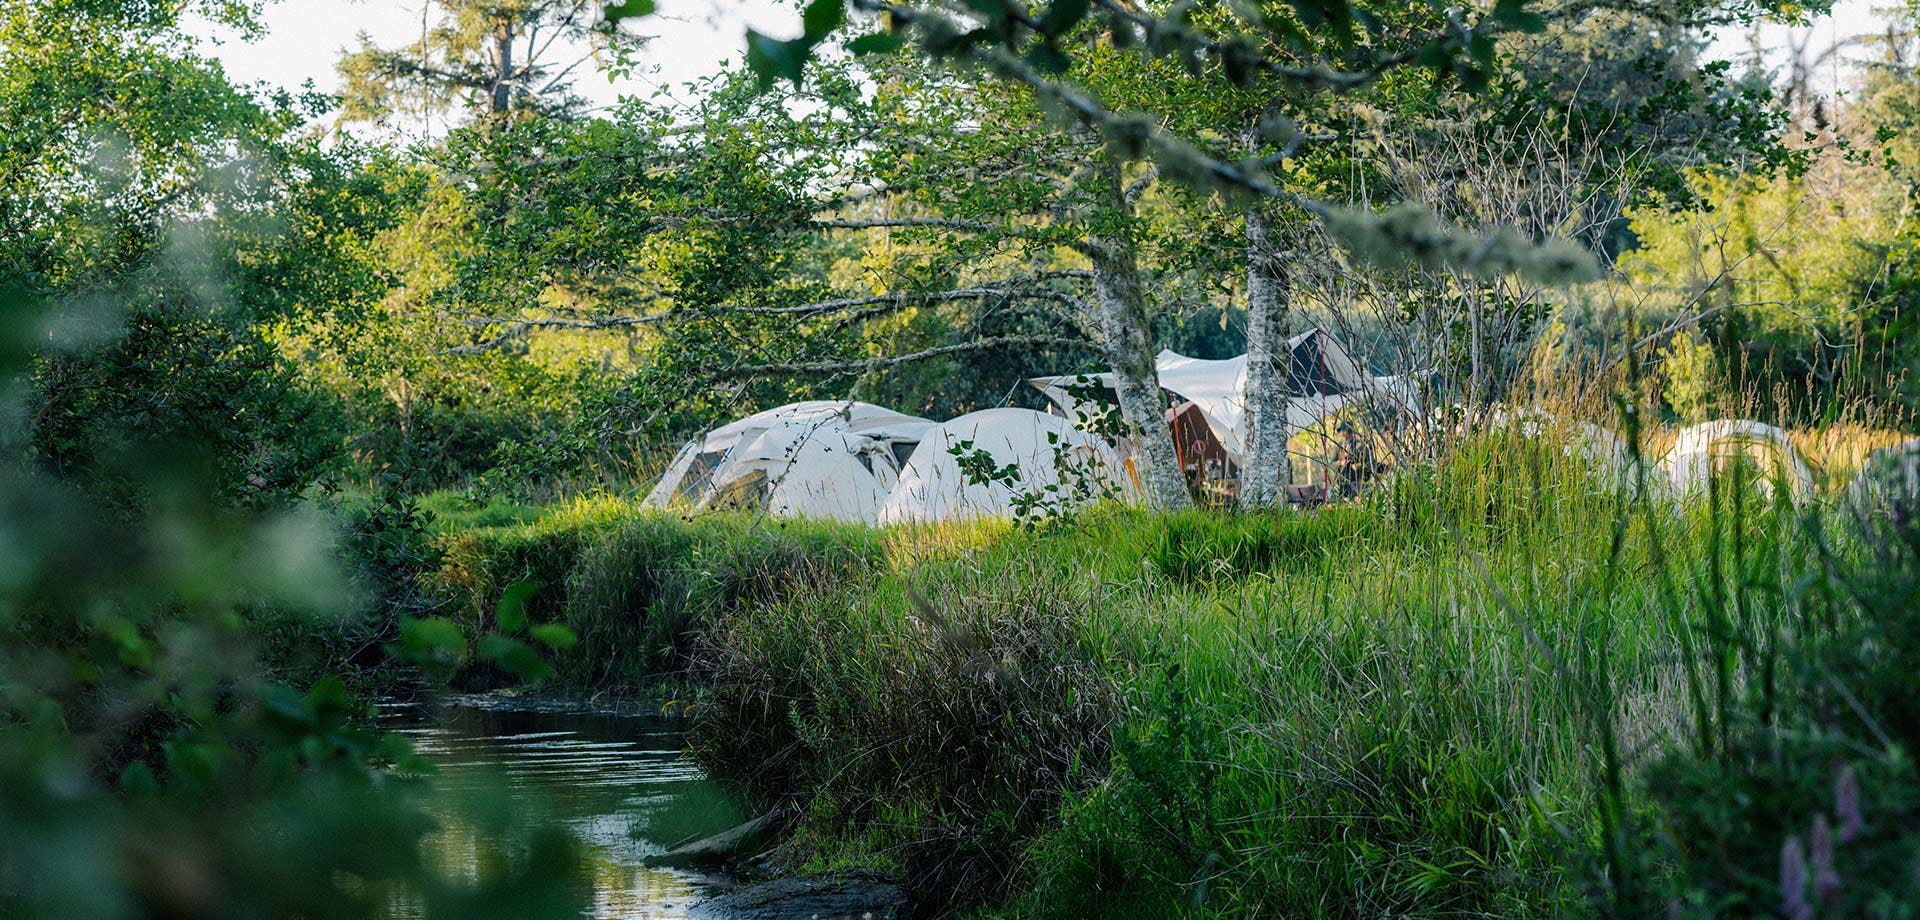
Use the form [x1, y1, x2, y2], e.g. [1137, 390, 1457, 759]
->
[490, 23, 514, 115]
[1238, 203, 1293, 511]
[1088, 157, 1190, 510]
[1467, 284, 1484, 410]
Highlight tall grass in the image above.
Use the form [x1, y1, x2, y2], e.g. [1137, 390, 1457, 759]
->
[430, 496, 885, 690]
[687, 430, 1701, 916]
[414, 416, 1917, 918]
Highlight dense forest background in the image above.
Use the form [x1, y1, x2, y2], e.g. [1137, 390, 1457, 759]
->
[11, 0, 1916, 506]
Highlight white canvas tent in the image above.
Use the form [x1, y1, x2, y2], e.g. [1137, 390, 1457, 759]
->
[1476, 406, 1667, 495]
[1027, 329, 1419, 463]
[643, 401, 933, 522]
[1664, 419, 1816, 503]
[1844, 438, 1920, 523]
[877, 408, 1129, 524]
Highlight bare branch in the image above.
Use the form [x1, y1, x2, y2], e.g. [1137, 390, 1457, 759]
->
[723, 334, 1088, 379]
[810, 216, 997, 232]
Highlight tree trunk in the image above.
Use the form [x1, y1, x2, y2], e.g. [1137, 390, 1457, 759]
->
[490, 23, 513, 115]
[1468, 288, 1484, 410]
[1238, 204, 1293, 511]
[1088, 157, 1190, 510]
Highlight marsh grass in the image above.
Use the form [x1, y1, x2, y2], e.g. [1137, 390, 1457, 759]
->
[678, 427, 1713, 916]
[430, 497, 885, 690]
[418, 415, 1917, 918]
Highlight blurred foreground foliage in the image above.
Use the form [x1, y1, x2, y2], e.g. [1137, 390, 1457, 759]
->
[0, 278, 590, 918]
[0, 0, 592, 911]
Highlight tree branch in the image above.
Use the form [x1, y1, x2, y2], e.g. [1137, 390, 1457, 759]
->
[810, 215, 997, 232]
[723, 334, 1089, 379]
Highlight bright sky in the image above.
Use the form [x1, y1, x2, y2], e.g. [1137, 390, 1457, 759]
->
[195, 0, 1891, 132]
[1705, 0, 1889, 93]
[192, 0, 793, 128]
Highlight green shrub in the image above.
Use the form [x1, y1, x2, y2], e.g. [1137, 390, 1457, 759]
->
[693, 556, 1124, 909]
[432, 499, 885, 690]
[690, 493, 1642, 917]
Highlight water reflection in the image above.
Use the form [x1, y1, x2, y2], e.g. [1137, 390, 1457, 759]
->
[384, 700, 735, 919]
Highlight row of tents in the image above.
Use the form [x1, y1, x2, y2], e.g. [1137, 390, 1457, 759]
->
[1478, 409, 1920, 520]
[641, 401, 1126, 523]
[643, 327, 1920, 524]
[643, 330, 1414, 523]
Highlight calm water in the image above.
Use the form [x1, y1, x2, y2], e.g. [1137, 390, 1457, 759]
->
[382, 699, 739, 919]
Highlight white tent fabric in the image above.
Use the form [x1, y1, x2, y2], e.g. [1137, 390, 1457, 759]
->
[877, 408, 1128, 524]
[1664, 419, 1816, 502]
[703, 422, 901, 521]
[1844, 438, 1920, 522]
[1475, 407, 1668, 495]
[1028, 330, 1419, 463]
[643, 401, 933, 521]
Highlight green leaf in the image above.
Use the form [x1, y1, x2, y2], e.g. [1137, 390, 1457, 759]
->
[1037, 0, 1089, 37]
[399, 616, 467, 657]
[529, 623, 579, 650]
[746, 31, 810, 89]
[847, 31, 905, 56]
[481, 634, 554, 682]
[1491, 0, 1546, 33]
[1026, 43, 1071, 75]
[119, 761, 158, 798]
[604, 0, 656, 23]
[496, 578, 537, 632]
[260, 685, 316, 727]
[801, 0, 845, 41]
[963, 0, 1010, 20]
[1467, 33, 1495, 67]
[306, 675, 350, 712]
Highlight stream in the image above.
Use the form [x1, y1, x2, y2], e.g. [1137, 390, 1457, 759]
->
[382, 698, 740, 918]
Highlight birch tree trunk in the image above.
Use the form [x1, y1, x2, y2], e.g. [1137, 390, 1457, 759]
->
[1088, 158, 1190, 510]
[490, 23, 513, 115]
[1238, 204, 1293, 510]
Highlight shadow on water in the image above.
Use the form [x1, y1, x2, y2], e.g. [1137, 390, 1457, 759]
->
[382, 698, 743, 919]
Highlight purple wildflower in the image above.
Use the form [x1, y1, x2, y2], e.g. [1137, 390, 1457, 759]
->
[1811, 814, 1841, 906]
[1781, 835, 1811, 920]
[1834, 764, 1863, 843]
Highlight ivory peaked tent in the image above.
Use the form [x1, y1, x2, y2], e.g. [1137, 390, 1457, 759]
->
[1664, 419, 1816, 503]
[877, 408, 1130, 524]
[643, 401, 934, 522]
[1027, 328, 1419, 461]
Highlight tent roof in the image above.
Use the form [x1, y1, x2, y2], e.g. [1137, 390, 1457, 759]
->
[703, 423, 901, 522]
[1028, 328, 1416, 462]
[643, 400, 933, 515]
[1029, 329, 1373, 405]
[1664, 418, 1815, 501]
[877, 408, 1128, 523]
[702, 400, 929, 452]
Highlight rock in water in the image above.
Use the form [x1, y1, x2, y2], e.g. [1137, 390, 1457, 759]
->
[646, 813, 779, 869]
[689, 871, 906, 920]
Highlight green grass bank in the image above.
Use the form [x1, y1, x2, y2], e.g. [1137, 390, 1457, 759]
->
[416, 431, 1920, 918]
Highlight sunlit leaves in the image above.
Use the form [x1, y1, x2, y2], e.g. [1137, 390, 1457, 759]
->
[602, 0, 655, 23]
